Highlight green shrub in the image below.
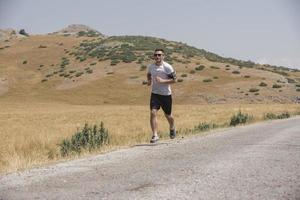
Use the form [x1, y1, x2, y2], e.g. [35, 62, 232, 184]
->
[190, 70, 196, 74]
[111, 60, 120, 66]
[259, 82, 267, 87]
[79, 57, 86, 62]
[86, 69, 93, 74]
[264, 112, 290, 120]
[177, 78, 183, 82]
[75, 72, 84, 77]
[140, 65, 147, 71]
[195, 65, 205, 71]
[59, 122, 109, 157]
[272, 84, 282, 88]
[203, 79, 212, 82]
[249, 88, 259, 93]
[181, 74, 188, 78]
[296, 84, 300, 87]
[244, 75, 250, 78]
[41, 79, 48, 82]
[230, 111, 253, 126]
[232, 70, 240, 74]
[297, 89, 300, 92]
[213, 76, 219, 79]
[22, 60, 27, 64]
[210, 66, 220, 69]
[193, 122, 217, 132]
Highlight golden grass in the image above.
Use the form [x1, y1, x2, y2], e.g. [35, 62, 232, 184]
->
[0, 102, 299, 174]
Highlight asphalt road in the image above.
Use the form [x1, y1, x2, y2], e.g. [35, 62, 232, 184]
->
[1, 117, 300, 200]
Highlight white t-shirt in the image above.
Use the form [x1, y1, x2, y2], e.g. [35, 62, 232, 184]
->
[147, 61, 175, 95]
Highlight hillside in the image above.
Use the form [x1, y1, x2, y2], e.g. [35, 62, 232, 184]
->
[0, 25, 299, 105]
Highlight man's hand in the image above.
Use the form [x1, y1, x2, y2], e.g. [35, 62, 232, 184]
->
[155, 76, 176, 84]
[155, 76, 164, 83]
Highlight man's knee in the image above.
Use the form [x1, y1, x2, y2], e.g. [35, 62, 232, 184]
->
[164, 113, 173, 119]
[151, 109, 158, 116]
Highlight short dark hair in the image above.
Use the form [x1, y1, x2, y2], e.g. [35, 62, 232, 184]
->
[154, 49, 164, 53]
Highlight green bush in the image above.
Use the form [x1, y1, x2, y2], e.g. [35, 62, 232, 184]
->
[244, 75, 250, 78]
[111, 60, 120, 66]
[210, 66, 220, 69]
[264, 112, 290, 120]
[193, 122, 217, 132]
[140, 65, 147, 71]
[75, 72, 84, 77]
[181, 74, 188, 78]
[177, 78, 183, 82]
[249, 88, 259, 93]
[22, 60, 27, 64]
[259, 82, 267, 87]
[59, 122, 109, 157]
[203, 78, 212, 82]
[230, 111, 253, 126]
[272, 84, 282, 88]
[195, 65, 205, 71]
[232, 70, 240, 74]
[190, 70, 196, 74]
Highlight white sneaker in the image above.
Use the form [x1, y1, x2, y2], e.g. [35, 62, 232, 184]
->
[150, 135, 159, 143]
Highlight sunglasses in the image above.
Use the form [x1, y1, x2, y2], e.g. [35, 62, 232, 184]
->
[154, 54, 163, 57]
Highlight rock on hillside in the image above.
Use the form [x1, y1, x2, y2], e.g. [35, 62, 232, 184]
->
[0, 28, 27, 41]
[51, 24, 106, 38]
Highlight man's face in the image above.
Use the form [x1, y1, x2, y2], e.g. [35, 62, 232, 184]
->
[153, 51, 164, 63]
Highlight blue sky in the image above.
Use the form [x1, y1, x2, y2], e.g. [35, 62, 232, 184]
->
[1, 0, 299, 69]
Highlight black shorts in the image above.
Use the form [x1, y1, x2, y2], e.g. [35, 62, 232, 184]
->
[150, 93, 172, 115]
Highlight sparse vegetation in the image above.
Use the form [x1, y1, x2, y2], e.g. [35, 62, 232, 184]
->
[195, 65, 205, 71]
[59, 122, 109, 157]
[232, 70, 240, 74]
[272, 84, 282, 88]
[193, 122, 218, 132]
[249, 88, 259, 93]
[190, 70, 196, 74]
[259, 82, 267, 87]
[264, 112, 290, 120]
[203, 79, 212, 82]
[230, 111, 253, 126]
[140, 65, 147, 71]
[210, 66, 220, 69]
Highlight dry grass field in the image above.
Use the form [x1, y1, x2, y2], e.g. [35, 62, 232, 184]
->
[0, 102, 299, 174]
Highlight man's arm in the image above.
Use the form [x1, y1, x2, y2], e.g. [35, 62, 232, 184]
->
[155, 77, 176, 84]
[156, 72, 177, 84]
[147, 72, 152, 86]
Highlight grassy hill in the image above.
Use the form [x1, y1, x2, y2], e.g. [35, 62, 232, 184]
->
[0, 25, 300, 105]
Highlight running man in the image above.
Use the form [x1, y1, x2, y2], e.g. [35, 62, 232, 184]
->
[147, 49, 177, 143]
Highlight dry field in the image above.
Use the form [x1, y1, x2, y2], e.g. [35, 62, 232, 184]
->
[0, 102, 299, 174]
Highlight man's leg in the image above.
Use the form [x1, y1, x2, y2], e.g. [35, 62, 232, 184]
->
[150, 109, 158, 136]
[164, 113, 175, 130]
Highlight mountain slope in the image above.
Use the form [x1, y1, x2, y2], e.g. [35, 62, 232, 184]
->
[0, 25, 299, 104]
